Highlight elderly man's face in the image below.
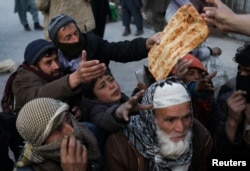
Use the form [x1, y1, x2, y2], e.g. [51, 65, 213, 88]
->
[57, 23, 80, 43]
[154, 102, 192, 159]
[154, 102, 192, 143]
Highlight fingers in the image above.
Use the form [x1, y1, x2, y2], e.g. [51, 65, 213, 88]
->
[134, 89, 145, 99]
[75, 138, 87, 163]
[123, 113, 130, 122]
[227, 90, 247, 117]
[146, 33, 161, 49]
[61, 136, 88, 171]
[202, 7, 216, 23]
[137, 82, 147, 90]
[81, 50, 87, 62]
[80, 50, 106, 76]
[129, 90, 148, 105]
[119, 90, 149, 121]
[177, 58, 192, 69]
[67, 136, 77, 159]
[137, 103, 153, 111]
[154, 32, 161, 44]
[180, 59, 193, 70]
[207, 70, 217, 80]
[174, 59, 193, 79]
[205, 9, 216, 17]
[77, 59, 106, 83]
[229, 90, 247, 99]
[61, 136, 69, 162]
[129, 90, 153, 111]
[228, 90, 247, 109]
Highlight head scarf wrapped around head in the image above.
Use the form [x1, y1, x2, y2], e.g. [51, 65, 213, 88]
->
[123, 77, 193, 170]
[16, 97, 100, 167]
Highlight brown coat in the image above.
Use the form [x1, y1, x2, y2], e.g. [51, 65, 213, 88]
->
[35, 0, 95, 40]
[104, 119, 213, 171]
[12, 67, 81, 112]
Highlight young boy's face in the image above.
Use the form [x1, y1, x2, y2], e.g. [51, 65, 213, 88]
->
[182, 68, 203, 83]
[93, 74, 121, 103]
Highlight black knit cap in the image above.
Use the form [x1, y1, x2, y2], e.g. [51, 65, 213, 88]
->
[24, 39, 56, 65]
[48, 14, 76, 42]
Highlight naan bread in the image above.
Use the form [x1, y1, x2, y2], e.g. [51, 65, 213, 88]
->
[148, 4, 209, 81]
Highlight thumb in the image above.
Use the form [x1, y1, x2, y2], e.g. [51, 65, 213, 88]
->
[123, 113, 130, 122]
[81, 50, 87, 62]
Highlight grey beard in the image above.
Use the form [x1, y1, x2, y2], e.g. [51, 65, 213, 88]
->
[156, 125, 192, 160]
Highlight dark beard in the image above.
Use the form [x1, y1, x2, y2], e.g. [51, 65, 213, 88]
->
[55, 35, 84, 60]
[236, 73, 250, 102]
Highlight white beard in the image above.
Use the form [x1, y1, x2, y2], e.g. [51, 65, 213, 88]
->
[156, 125, 192, 160]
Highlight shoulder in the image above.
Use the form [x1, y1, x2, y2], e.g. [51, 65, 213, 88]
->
[217, 77, 236, 97]
[191, 119, 213, 168]
[15, 67, 38, 79]
[106, 131, 129, 146]
[192, 119, 212, 150]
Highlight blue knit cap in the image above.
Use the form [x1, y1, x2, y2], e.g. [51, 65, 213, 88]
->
[48, 14, 76, 42]
[24, 39, 56, 65]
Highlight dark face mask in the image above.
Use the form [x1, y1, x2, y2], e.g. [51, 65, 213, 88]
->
[56, 35, 84, 60]
[236, 73, 250, 102]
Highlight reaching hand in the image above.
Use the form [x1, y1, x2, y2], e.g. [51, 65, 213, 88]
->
[173, 58, 193, 80]
[137, 82, 148, 91]
[227, 90, 247, 124]
[69, 50, 106, 88]
[77, 50, 106, 83]
[201, 0, 235, 32]
[116, 90, 153, 122]
[146, 32, 161, 50]
[61, 136, 88, 171]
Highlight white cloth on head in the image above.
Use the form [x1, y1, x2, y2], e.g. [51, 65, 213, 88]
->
[153, 81, 190, 109]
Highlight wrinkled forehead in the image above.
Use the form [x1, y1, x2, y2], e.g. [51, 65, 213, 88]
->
[154, 102, 192, 118]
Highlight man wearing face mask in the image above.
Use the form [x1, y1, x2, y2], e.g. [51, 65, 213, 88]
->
[209, 44, 250, 165]
[47, 14, 160, 76]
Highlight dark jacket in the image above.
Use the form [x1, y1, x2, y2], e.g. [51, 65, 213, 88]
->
[12, 67, 81, 112]
[83, 32, 147, 63]
[82, 93, 129, 134]
[104, 119, 213, 171]
[59, 33, 148, 73]
[210, 77, 250, 160]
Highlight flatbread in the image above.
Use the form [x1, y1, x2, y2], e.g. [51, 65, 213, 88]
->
[148, 4, 209, 81]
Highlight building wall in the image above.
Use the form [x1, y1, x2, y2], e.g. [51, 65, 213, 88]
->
[223, 0, 250, 13]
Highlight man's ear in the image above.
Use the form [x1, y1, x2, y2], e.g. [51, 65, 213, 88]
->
[30, 65, 38, 70]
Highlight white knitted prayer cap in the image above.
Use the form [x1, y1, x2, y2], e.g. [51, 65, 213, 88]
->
[153, 81, 190, 109]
